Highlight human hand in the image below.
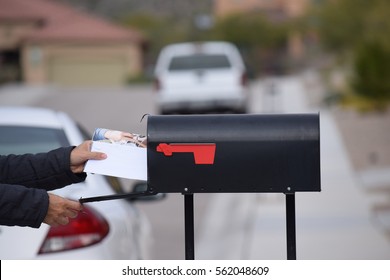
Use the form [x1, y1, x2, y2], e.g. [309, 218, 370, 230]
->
[43, 193, 83, 226]
[70, 140, 107, 173]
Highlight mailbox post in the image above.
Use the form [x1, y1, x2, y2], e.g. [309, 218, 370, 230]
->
[81, 113, 321, 260]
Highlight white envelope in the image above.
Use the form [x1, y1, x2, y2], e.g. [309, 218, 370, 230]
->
[84, 141, 147, 181]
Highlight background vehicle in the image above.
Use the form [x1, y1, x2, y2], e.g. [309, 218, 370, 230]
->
[154, 41, 249, 114]
[0, 106, 159, 259]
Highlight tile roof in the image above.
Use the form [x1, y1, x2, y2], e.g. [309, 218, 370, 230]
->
[0, 0, 145, 43]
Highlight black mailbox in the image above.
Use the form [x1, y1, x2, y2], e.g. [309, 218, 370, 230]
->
[147, 113, 320, 194]
[81, 113, 321, 260]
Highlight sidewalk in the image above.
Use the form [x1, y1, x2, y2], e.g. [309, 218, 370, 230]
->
[196, 75, 390, 259]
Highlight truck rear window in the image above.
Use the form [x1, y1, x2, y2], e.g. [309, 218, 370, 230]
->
[169, 54, 231, 71]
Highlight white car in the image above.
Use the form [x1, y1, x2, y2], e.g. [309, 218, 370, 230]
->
[154, 41, 249, 114]
[0, 106, 159, 259]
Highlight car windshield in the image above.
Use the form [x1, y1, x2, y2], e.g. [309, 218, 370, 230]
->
[0, 126, 69, 155]
[168, 54, 231, 71]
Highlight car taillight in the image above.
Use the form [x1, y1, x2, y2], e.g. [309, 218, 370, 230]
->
[154, 77, 161, 91]
[241, 72, 248, 87]
[38, 205, 109, 254]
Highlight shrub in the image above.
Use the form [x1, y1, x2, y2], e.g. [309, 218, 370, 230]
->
[350, 42, 390, 104]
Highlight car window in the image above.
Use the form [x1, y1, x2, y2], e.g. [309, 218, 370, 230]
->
[0, 126, 69, 155]
[168, 54, 231, 71]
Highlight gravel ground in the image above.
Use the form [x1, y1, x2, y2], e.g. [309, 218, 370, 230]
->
[302, 70, 390, 241]
[328, 99, 390, 241]
[332, 107, 390, 171]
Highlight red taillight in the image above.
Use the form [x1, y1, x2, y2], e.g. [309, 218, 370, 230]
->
[241, 72, 248, 87]
[154, 77, 161, 91]
[38, 205, 109, 254]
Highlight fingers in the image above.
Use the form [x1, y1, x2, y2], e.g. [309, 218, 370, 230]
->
[53, 209, 78, 226]
[70, 140, 107, 173]
[90, 150, 108, 160]
[56, 208, 79, 225]
[61, 200, 82, 223]
[65, 199, 83, 212]
[44, 194, 83, 227]
[56, 216, 69, 226]
[66, 209, 79, 219]
[75, 140, 106, 159]
[83, 140, 107, 159]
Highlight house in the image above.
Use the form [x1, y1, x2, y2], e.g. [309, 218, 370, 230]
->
[214, 0, 309, 19]
[0, 0, 146, 86]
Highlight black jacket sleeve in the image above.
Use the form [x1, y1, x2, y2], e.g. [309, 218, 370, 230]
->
[0, 184, 49, 228]
[0, 146, 86, 189]
[0, 146, 87, 228]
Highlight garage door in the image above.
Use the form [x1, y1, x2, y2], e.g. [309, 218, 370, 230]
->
[49, 57, 127, 86]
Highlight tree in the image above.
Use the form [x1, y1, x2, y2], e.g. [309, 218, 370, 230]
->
[212, 13, 289, 76]
[308, 0, 390, 107]
[120, 13, 191, 77]
[351, 41, 390, 104]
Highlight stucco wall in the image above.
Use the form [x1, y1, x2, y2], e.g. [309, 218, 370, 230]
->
[22, 42, 143, 86]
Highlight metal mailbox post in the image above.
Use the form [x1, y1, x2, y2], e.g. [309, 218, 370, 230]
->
[81, 113, 321, 260]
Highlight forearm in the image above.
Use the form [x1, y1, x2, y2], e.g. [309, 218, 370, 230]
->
[0, 147, 86, 190]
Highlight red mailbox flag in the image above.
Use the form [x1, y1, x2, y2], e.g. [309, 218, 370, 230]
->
[156, 143, 216, 164]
